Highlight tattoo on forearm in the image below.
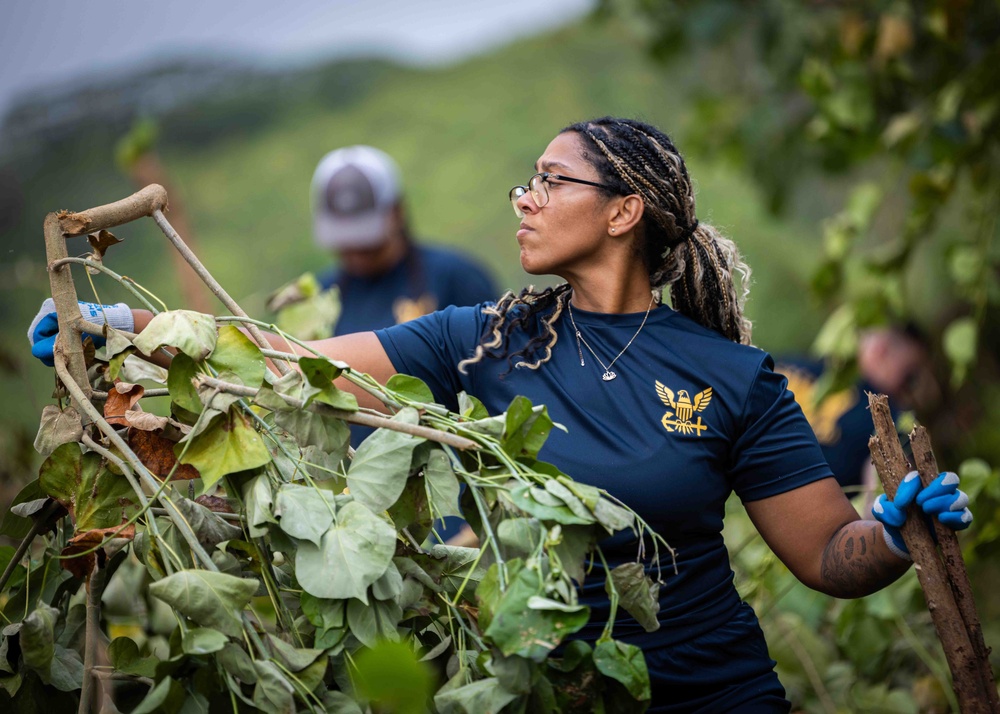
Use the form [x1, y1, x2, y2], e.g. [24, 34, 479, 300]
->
[820, 522, 905, 597]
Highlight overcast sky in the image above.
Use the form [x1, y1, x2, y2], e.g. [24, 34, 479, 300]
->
[0, 0, 595, 117]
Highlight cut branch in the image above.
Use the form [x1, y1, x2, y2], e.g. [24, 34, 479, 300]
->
[909, 426, 999, 712]
[868, 393, 992, 713]
[195, 374, 478, 450]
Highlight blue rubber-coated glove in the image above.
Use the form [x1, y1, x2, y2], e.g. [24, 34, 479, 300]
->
[27, 298, 134, 367]
[872, 470, 973, 561]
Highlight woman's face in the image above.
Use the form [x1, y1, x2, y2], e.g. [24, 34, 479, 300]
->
[514, 131, 614, 277]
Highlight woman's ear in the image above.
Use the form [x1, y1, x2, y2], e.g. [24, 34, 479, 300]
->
[607, 194, 644, 236]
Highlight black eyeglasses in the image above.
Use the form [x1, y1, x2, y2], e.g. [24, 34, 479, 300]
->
[509, 172, 615, 218]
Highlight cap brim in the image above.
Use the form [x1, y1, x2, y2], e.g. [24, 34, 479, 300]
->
[314, 211, 391, 250]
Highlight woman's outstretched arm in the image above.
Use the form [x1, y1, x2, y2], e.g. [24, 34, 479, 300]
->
[743, 477, 910, 598]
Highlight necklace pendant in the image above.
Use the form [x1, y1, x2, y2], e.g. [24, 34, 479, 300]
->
[602, 370, 617, 382]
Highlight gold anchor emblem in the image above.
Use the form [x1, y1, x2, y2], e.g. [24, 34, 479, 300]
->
[656, 380, 712, 436]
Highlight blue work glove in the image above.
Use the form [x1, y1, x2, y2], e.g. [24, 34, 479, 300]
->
[872, 470, 973, 560]
[28, 298, 134, 367]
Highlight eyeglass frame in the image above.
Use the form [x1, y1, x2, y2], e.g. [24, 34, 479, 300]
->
[509, 172, 617, 218]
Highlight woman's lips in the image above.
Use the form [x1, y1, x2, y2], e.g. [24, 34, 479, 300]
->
[516, 222, 534, 239]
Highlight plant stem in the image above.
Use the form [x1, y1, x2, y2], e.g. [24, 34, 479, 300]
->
[196, 374, 478, 450]
[47, 257, 160, 313]
[151, 209, 289, 378]
[78, 564, 108, 714]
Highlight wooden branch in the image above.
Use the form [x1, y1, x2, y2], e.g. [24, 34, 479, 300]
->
[910, 426, 1000, 711]
[78, 564, 108, 714]
[196, 374, 479, 451]
[868, 393, 993, 712]
[58, 184, 168, 236]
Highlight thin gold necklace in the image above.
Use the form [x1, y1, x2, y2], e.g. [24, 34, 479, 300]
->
[566, 291, 656, 382]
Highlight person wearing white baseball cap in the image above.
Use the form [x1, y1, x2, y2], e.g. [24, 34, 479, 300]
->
[311, 145, 498, 337]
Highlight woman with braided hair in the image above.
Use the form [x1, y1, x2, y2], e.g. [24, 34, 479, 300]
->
[29, 117, 973, 712]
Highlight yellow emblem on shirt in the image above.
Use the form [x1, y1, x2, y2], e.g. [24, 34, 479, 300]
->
[656, 381, 713, 436]
[393, 294, 437, 324]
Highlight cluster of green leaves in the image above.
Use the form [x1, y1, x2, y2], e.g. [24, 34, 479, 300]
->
[602, 0, 1000, 391]
[2, 295, 667, 712]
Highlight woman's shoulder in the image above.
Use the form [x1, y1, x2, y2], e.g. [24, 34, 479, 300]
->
[660, 308, 770, 367]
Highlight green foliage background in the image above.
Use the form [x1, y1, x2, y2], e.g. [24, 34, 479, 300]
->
[0, 17, 837, 477]
[3, 7, 998, 712]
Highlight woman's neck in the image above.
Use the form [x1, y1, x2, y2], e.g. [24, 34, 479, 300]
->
[565, 273, 655, 314]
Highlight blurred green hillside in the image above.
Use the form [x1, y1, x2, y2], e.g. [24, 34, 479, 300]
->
[0, 16, 835, 480]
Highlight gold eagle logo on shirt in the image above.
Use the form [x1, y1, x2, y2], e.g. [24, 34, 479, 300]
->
[656, 381, 713, 436]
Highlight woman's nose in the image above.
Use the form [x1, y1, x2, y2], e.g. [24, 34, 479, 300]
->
[516, 189, 538, 215]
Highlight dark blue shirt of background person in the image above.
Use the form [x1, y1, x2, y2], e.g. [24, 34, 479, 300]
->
[309, 145, 498, 538]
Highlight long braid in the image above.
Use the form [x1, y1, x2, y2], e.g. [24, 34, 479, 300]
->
[569, 117, 753, 345]
[458, 284, 572, 375]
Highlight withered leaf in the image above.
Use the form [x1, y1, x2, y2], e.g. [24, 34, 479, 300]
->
[129, 429, 200, 480]
[87, 229, 121, 257]
[34, 404, 84, 457]
[60, 523, 136, 579]
[124, 411, 169, 432]
[195, 495, 235, 514]
[105, 381, 145, 426]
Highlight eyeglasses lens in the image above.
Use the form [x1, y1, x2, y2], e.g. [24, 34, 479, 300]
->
[529, 174, 548, 208]
[510, 186, 527, 218]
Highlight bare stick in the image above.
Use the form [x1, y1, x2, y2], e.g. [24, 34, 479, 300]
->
[45, 212, 91, 404]
[868, 393, 992, 712]
[196, 374, 478, 450]
[58, 184, 168, 236]
[910, 427, 1000, 711]
[150, 208, 289, 377]
[78, 565, 108, 714]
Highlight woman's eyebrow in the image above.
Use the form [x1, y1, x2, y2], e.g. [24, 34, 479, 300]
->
[535, 159, 571, 172]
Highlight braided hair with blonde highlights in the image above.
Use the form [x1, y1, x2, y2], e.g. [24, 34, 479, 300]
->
[460, 117, 752, 375]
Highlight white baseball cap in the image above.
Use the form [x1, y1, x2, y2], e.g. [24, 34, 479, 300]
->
[311, 145, 402, 250]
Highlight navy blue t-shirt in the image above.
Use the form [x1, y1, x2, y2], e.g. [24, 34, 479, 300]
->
[320, 244, 497, 337]
[375, 302, 833, 657]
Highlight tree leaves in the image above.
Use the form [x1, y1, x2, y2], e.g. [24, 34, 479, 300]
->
[608, 563, 660, 633]
[176, 409, 271, 492]
[132, 309, 216, 360]
[38, 443, 140, 531]
[294, 501, 396, 603]
[33, 405, 83, 458]
[593, 639, 651, 701]
[274, 483, 336, 546]
[347, 408, 424, 512]
[148, 570, 258, 637]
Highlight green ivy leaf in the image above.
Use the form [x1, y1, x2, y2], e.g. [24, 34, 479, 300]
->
[485, 563, 589, 662]
[274, 483, 337, 546]
[295, 501, 396, 603]
[148, 570, 258, 637]
[218, 643, 256, 683]
[182, 627, 229, 655]
[266, 633, 322, 672]
[346, 597, 402, 648]
[253, 659, 296, 713]
[386, 374, 435, 403]
[39, 443, 140, 531]
[609, 563, 660, 632]
[166, 353, 204, 414]
[172, 497, 242, 551]
[593, 639, 651, 701]
[347, 408, 424, 512]
[505, 484, 593, 526]
[242, 473, 275, 539]
[176, 409, 271, 492]
[133, 309, 217, 360]
[434, 677, 519, 714]
[108, 637, 158, 678]
[0, 480, 47, 539]
[424, 449, 463, 520]
[208, 326, 266, 391]
[274, 407, 351, 461]
[503, 396, 556, 458]
[131, 676, 187, 714]
[20, 605, 57, 673]
[299, 356, 358, 410]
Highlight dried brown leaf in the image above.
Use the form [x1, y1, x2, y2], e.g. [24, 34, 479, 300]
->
[105, 381, 145, 426]
[87, 229, 121, 257]
[60, 523, 136, 578]
[124, 411, 169, 432]
[195, 495, 235, 514]
[128, 429, 200, 480]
